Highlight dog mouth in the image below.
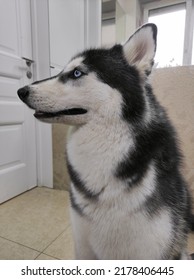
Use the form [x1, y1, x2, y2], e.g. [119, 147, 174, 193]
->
[34, 108, 87, 119]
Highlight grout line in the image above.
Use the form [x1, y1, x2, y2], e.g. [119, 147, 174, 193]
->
[34, 252, 43, 260]
[0, 187, 71, 259]
[35, 252, 61, 260]
[0, 233, 68, 260]
[0, 224, 70, 257]
[0, 236, 41, 254]
[41, 226, 70, 255]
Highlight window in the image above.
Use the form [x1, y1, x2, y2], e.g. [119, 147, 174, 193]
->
[149, 4, 186, 67]
[142, 0, 194, 67]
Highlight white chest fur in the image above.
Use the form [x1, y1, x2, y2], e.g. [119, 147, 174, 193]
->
[67, 119, 133, 194]
[67, 120, 172, 260]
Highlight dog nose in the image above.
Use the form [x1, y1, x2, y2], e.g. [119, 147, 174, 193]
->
[17, 86, 30, 102]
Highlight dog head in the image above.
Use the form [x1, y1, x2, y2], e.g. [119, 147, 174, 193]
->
[17, 24, 157, 125]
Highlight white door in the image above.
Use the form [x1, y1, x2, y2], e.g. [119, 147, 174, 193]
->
[0, 0, 37, 203]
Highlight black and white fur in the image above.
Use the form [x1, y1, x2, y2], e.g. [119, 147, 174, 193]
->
[18, 24, 193, 259]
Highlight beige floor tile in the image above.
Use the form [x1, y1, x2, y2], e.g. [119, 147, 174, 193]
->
[188, 233, 194, 254]
[44, 226, 74, 260]
[0, 187, 70, 252]
[35, 253, 58, 260]
[0, 237, 39, 260]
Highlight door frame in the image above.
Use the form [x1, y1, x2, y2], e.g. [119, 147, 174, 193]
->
[29, 0, 101, 189]
[31, 0, 53, 188]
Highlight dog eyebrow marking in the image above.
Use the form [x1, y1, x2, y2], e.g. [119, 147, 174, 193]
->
[58, 57, 88, 83]
[65, 56, 84, 72]
[67, 159, 100, 200]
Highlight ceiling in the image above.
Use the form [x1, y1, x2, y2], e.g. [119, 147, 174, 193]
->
[102, 0, 157, 14]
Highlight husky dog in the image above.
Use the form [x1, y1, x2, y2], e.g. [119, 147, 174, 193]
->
[18, 24, 193, 259]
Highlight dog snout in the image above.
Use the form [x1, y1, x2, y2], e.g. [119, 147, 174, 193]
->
[17, 86, 30, 102]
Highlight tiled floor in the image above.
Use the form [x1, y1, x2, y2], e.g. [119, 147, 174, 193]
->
[0, 187, 74, 260]
[0, 187, 194, 260]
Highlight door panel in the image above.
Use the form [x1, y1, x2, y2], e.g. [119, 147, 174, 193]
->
[0, 0, 36, 203]
[0, 125, 24, 167]
[0, 0, 19, 55]
[0, 102, 24, 124]
[0, 76, 21, 98]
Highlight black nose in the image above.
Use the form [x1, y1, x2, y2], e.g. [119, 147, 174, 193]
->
[17, 86, 30, 102]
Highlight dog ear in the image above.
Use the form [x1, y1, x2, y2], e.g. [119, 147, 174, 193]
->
[123, 24, 157, 76]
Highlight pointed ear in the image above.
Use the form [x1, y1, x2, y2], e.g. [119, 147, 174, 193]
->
[123, 23, 157, 76]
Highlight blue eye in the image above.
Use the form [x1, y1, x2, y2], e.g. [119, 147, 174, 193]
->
[73, 69, 82, 78]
